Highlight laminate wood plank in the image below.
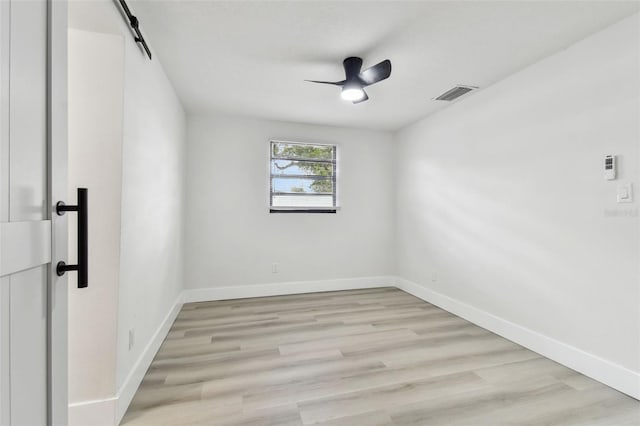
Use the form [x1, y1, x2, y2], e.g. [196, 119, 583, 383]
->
[511, 387, 640, 426]
[338, 308, 451, 326]
[311, 305, 426, 323]
[145, 349, 344, 385]
[387, 376, 573, 425]
[122, 399, 243, 426]
[339, 329, 517, 361]
[297, 371, 486, 424]
[380, 346, 541, 379]
[242, 349, 534, 411]
[198, 356, 386, 396]
[473, 356, 581, 384]
[152, 347, 279, 368]
[174, 314, 282, 329]
[127, 382, 207, 412]
[189, 320, 346, 341]
[278, 327, 419, 356]
[311, 410, 395, 426]
[180, 317, 318, 337]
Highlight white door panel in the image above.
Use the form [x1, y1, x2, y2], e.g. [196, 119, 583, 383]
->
[0, 276, 9, 426]
[9, 0, 47, 222]
[0, 0, 56, 425]
[0, 0, 9, 421]
[7, 0, 49, 422]
[10, 266, 48, 426]
[0, 221, 51, 276]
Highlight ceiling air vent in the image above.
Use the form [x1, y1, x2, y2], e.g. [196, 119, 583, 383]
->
[434, 85, 478, 101]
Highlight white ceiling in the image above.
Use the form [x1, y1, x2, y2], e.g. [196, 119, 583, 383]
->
[131, 1, 639, 131]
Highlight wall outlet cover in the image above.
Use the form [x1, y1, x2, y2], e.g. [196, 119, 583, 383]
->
[129, 329, 135, 350]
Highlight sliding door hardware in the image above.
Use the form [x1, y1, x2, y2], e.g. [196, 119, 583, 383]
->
[56, 188, 88, 288]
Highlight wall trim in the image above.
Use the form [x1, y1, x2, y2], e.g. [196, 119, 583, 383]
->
[395, 277, 640, 400]
[68, 396, 117, 426]
[182, 276, 396, 303]
[114, 292, 184, 424]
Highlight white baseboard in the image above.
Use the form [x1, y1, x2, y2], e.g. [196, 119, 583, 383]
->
[68, 396, 117, 426]
[183, 276, 395, 303]
[395, 277, 640, 400]
[114, 292, 184, 424]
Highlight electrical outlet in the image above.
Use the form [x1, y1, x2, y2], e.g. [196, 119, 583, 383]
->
[272, 263, 279, 273]
[129, 329, 135, 351]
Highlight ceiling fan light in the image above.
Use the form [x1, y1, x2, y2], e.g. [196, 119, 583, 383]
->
[341, 85, 365, 101]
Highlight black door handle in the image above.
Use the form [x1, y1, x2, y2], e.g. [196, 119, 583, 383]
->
[56, 188, 88, 288]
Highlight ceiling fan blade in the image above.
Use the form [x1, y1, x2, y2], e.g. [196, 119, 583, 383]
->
[305, 79, 345, 86]
[358, 59, 391, 86]
[343, 57, 363, 79]
[352, 90, 369, 104]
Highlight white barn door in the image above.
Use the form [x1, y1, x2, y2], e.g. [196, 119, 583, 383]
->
[0, 0, 68, 425]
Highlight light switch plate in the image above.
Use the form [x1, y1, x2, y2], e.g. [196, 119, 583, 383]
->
[617, 183, 633, 203]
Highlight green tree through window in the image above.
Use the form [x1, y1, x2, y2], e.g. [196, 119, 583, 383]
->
[270, 141, 336, 210]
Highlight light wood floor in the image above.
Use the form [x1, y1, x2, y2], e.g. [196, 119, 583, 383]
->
[121, 288, 639, 425]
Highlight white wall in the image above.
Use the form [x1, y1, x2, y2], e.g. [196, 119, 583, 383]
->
[115, 14, 186, 419]
[68, 28, 123, 422]
[68, 1, 187, 424]
[395, 11, 639, 386]
[186, 115, 394, 291]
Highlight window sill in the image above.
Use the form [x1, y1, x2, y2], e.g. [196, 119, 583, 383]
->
[269, 207, 340, 214]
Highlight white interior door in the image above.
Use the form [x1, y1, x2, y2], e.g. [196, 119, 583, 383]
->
[0, 0, 68, 425]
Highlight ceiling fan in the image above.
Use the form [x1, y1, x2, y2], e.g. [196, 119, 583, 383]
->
[306, 57, 392, 104]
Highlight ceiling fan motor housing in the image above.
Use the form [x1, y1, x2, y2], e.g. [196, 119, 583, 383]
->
[344, 57, 364, 81]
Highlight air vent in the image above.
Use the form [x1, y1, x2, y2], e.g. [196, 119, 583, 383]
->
[434, 85, 478, 101]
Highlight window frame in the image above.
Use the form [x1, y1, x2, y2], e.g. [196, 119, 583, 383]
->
[269, 140, 338, 213]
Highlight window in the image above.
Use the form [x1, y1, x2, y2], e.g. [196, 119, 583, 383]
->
[270, 140, 337, 213]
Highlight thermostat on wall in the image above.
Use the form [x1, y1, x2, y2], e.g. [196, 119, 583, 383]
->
[604, 155, 616, 180]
